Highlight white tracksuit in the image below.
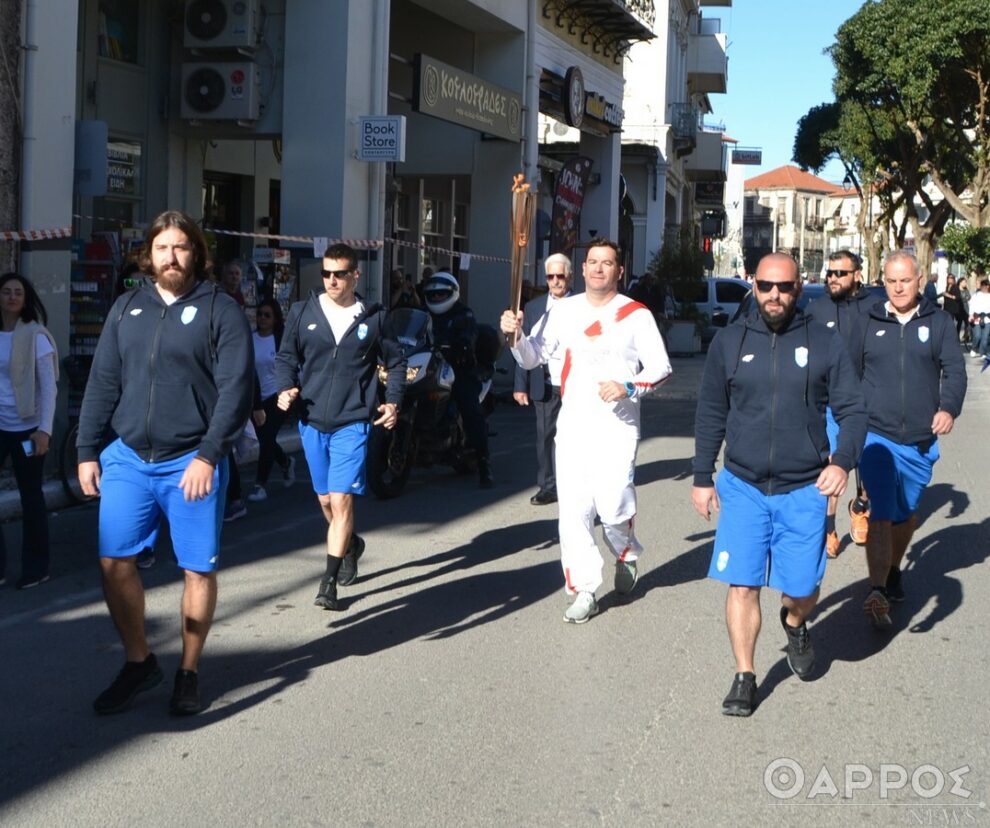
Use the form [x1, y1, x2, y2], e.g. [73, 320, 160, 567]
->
[512, 293, 672, 593]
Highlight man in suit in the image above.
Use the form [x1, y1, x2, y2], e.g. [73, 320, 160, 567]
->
[513, 253, 574, 505]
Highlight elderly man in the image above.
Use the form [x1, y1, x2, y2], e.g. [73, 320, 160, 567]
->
[501, 238, 671, 624]
[513, 253, 574, 505]
[693, 253, 867, 716]
[853, 251, 966, 629]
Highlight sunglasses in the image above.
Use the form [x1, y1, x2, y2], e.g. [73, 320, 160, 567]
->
[755, 280, 798, 294]
[546, 273, 568, 281]
[825, 268, 856, 278]
[321, 268, 354, 279]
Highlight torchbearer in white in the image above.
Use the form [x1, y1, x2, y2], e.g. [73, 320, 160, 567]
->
[501, 237, 671, 624]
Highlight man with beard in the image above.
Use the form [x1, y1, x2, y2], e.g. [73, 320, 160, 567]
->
[693, 253, 866, 716]
[78, 210, 254, 716]
[852, 251, 966, 630]
[805, 250, 878, 555]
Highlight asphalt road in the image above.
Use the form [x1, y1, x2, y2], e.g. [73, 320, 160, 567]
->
[0, 355, 987, 827]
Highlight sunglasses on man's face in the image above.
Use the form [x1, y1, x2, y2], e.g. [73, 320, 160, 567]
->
[825, 268, 856, 279]
[755, 280, 798, 294]
[321, 269, 354, 279]
[546, 273, 568, 281]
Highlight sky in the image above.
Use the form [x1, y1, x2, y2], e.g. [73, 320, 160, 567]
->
[706, 0, 868, 185]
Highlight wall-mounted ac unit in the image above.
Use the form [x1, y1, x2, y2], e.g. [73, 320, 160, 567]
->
[184, 0, 260, 50]
[181, 62, 259, 120]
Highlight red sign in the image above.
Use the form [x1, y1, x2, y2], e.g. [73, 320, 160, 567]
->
[549, 156, 593, 255]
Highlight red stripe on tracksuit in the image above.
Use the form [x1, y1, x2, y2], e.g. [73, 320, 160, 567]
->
[560, 348, 572, 398]
[614, 301, 649, 322]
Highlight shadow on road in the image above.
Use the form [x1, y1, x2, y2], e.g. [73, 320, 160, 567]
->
[758, 505, 987, 703]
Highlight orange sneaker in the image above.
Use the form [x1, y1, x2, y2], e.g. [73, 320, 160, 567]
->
[825, 530, 840, 559]
[848, 500, 869, 545]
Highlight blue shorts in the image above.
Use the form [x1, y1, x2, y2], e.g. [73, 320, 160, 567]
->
[858, 431, 939, 523]
[825, 406, 839, 456]
[98, 439, 229, 572]
[708, 469, 827, 598]
[299, 421, 370, 496]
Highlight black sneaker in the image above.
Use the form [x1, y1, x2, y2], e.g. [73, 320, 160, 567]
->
[478, 459, 494, 489]
[886, 567, 905, 603]
[721, 672, 757, 717]
[169, 669, 202, 715]
[780, 607, 815, 680]
[93, 654, 164, 714]
[314, 576, 339, 610]
[16, 573, 50, 589]
[337, 534, 366, 587]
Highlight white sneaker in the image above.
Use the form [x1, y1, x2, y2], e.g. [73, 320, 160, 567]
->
[247, 484, 267, 502]
[563, 591, 599, 624]
[283, 456, 296, 487]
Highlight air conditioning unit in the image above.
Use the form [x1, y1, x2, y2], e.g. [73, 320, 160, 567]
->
[181, 62, 259, 120]
[184, 0, 260, 50]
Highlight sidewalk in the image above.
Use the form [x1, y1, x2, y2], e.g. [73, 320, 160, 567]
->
[0, 426, 303, 522]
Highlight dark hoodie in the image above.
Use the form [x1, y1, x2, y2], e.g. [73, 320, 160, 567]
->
[694, 309, 868, 495]
[851, 297, 966, 446]
[805, 288, 880, 342]
[77, 278, 254, 465]
[274, 292, 405, 433]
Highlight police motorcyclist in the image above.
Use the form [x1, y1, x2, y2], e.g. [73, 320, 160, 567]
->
[423, 270, 493, 488]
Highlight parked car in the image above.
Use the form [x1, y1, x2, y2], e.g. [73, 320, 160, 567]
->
[669, 277, 751, 341]
[729, 283, 886, 323]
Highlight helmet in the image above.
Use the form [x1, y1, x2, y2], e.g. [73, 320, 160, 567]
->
[424, 271, 460, 315]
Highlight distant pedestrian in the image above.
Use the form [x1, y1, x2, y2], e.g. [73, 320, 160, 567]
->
[968, 279, 990, 358]
[501, 238, 671, 624]
[853, 251, 966, 629]
[246, 298, 296, 503]
[275, 243, 406, 611]
[512, 253, 574, 505]
[693, 253, 867, 716]
[0, 273, 58, 589]
[79, 210, 254, 715]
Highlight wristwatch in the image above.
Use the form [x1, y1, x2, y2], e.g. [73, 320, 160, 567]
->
[624, 381, 636, 398]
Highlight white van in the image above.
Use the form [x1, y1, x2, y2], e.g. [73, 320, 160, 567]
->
[670, 277, 751, 340]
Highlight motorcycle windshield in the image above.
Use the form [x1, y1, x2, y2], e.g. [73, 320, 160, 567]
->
[385, 308, 432, 352]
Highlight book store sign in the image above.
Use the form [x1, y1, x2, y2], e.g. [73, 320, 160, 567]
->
[107, 140, 142, 196]
[357, 115, 407, 162]
[413, 54, 521, 143]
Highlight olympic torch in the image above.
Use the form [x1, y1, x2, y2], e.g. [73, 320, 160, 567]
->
[509, 173, 537, 317]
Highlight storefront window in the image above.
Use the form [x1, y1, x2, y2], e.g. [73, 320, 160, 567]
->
[98, 1, 140, 64]
[422, 199, 444, 235]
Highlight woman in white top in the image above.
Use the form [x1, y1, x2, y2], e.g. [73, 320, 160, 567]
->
[247, 298, 295, 501]
[0, 273, 58, 588]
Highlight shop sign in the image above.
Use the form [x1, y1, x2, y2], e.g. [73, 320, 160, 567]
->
[414, 54, 521, 142]
[731, 149, 762, 165]
[584, 93, 623, 129]
[550, 156, 594, 255]
[695, 181, 725, 205]
[357, 115, 406, 161]
[107, 140, 141, 197]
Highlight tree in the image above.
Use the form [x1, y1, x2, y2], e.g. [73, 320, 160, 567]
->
[940, 224, 990, 276]
[831, 0, 990, 232]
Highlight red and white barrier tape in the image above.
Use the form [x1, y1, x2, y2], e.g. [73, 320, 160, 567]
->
[4, 217, 517, 266]
[0, 227, 72, 242]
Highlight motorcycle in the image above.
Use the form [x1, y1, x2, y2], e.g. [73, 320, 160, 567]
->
[366, 308, 496, 499]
